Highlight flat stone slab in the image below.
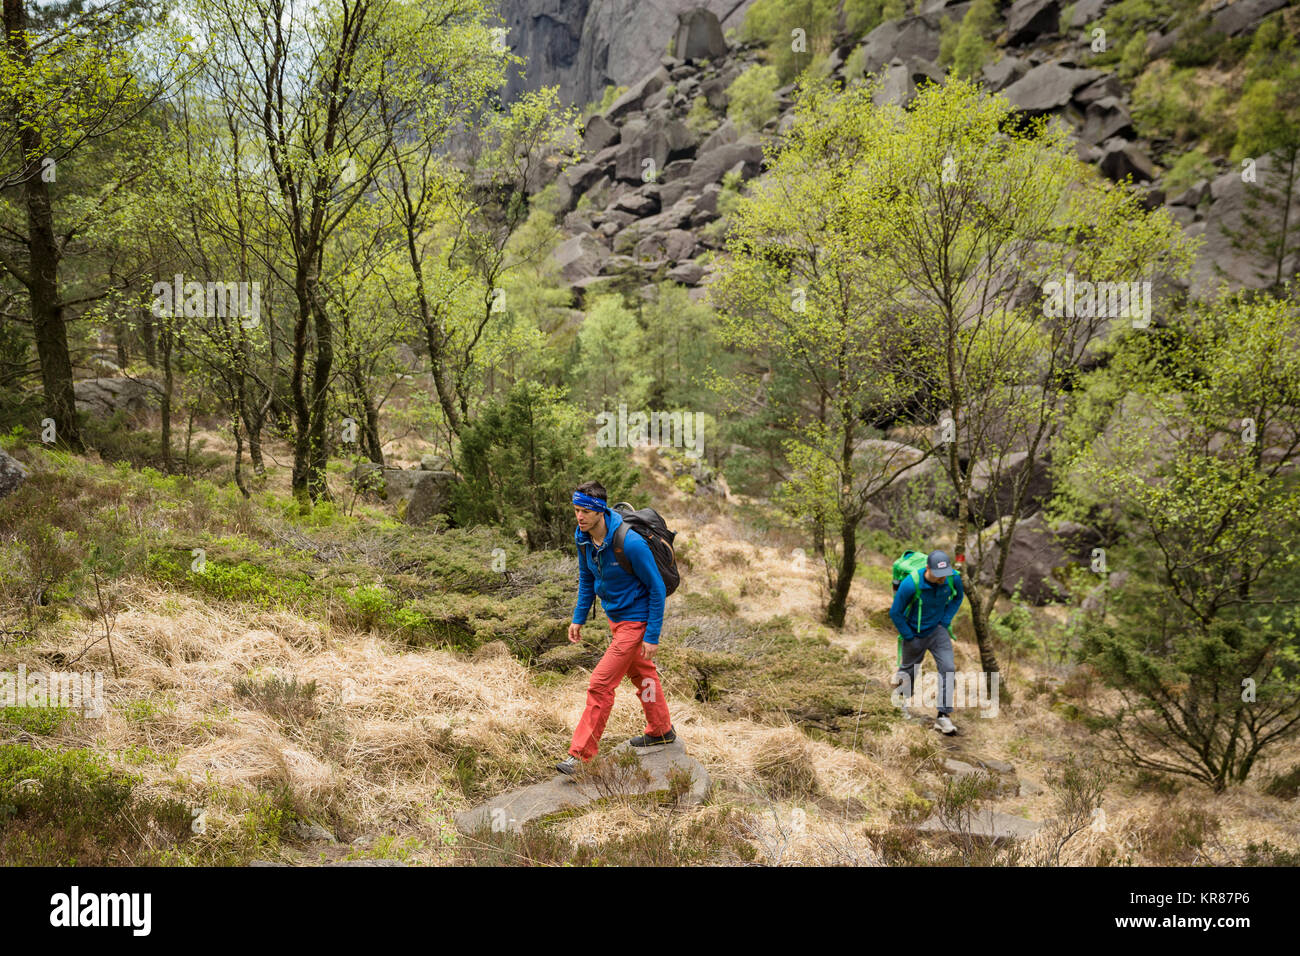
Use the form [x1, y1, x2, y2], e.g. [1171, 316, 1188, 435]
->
[918, 810, 1043, 841]
[454, 740, 710, 834]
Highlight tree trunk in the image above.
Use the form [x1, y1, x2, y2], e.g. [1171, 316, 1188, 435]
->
[4, 0, 83, 451]
[141, 305, 157, 367]
[290, 281, 313, 499]
[306, 280, 333, 501]
[160, 318, 173, 473]
[825, 521, 857, 628]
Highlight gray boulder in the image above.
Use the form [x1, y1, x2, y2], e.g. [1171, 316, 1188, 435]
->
[0, 449, 27, 500]
[1002, 63, 1102, 114]
[1079, 97, 1134, 146]
[1073, 73, 1124, 105]
[967, 451, 1054, 525]
[1170, 178, 1210, 208]
[553, 233, 610, 284]
[873, 57, 945, 108]
[918, 810, 1043, 841]
[406, 470, 460, 526]
[855, 16, 944, 75]
[688, 138, 764, 189]
[581, 114, 619, 153]
[1186, 150, 1300, 299]
[605, 66, 669, 121]
[1097, 138, 1158, 183]
[667, 260, 707, 285]
[562, 162, 606, 199]
[967, 512, 1102, 605]
[674, 8, 728, 61]
[1210, 0, 1289, 35]
[698, 117, 738, 155]
[982, 56, 1028, 92]
[454, 739, 710, 833]
[634, 228, 697, 265]
[73, 377, 162, 420]
[1069, 0, 1108, 27]
[689, 183, 723, 225]
[1006, 0, 1061, 45]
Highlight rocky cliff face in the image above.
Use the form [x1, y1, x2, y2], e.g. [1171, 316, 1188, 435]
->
[499, 0, 756, 106]
[536, 0, 1298, 306]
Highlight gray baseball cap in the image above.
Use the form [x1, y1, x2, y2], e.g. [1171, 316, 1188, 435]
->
[927, 550, 954, 577]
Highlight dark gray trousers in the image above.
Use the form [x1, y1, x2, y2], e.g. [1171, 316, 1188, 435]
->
[895, 624, 955, 715]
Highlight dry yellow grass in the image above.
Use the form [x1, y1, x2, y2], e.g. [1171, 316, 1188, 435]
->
[4, 445, 1298, 865]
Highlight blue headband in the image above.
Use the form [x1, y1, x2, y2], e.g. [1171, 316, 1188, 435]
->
[572, 492, 608, 512]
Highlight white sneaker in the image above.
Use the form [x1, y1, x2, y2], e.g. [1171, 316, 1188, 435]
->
[934, 715, 957, 735]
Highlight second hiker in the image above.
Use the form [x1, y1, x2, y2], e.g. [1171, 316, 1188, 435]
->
[556, 481, 675, 775]
[890, 549, 964, 735]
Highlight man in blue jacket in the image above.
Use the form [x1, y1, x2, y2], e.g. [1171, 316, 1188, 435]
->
[556, 481, 674, 775]
[890, 550, 964, 735]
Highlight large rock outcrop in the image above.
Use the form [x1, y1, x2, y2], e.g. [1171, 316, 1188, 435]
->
[498, 0, 757, 106]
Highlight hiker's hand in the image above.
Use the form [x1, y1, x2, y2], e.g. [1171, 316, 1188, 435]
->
[568, 623, 582, 644]
[641, 641, 658, 661]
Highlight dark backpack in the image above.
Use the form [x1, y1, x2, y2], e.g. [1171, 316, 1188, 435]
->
[584, 502, 680, 596]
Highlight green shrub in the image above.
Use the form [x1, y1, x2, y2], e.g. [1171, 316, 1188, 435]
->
[452, 380, 639, 549]
[741, 0, 838, 83]
[685, 94, 719, 135]
[947, 0, 999, 80]
[0, 744, 192, 864]
[1161, 146, 1216, 197]
[0, 706, 74, 736]
[726, 65, 781, 134]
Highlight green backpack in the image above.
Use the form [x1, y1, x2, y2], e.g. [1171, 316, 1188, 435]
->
[890, 550, 959, 660]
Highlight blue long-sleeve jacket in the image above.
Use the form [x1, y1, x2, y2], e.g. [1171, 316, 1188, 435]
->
[572, 509, 667, 643]
[889, 570, 963, 640]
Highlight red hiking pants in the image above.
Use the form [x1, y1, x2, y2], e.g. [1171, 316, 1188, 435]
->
[568, 620, 672, 761]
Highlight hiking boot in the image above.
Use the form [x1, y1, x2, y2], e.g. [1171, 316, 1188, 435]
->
[934, 715, 958, 735]
[629, 727, 676, 747]
[556, 755, 582, 775]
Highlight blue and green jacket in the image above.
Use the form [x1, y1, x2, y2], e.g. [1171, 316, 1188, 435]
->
[573, 509, 667, 643]
[890, 570, 964, 640]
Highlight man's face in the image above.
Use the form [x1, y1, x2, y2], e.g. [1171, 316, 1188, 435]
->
[574, 506, 600, 533]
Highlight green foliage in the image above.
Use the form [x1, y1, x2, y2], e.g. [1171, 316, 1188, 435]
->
[712, 75, 1193, 631]
[1064, 291, 1300, 790]
[726, 64, 781, 134]
[741, 0, 838, 83]
[452, 380, 639, 549]
[685, 94, 719, 135]
[843, 0, 891, 37]
[0, 745, 192, 865]
[0, 706, 74, 736]
[1131, 61, 1234, 152]
[1226, 57, 1300, 289]
[639, 282, 721, 409]
[1117, 29, 1148, 81]
[1161, 147, 1216, 197]
[1242, 841, 1300, 865]
[572, 294, 653, 407]
[598, 84, 628, 113]
[945, 0, 999, 80]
